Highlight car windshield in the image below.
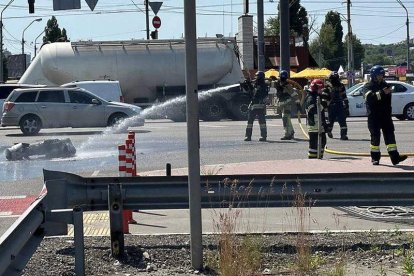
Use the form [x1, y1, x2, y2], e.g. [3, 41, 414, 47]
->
[346, 83, 364, 95]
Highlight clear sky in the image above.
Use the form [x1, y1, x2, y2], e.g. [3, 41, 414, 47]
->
[1, 0, 413, 57]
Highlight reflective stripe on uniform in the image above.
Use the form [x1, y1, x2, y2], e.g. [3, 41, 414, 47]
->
[364, 90, 373, 100]
[340, 126, 347, 130]
[386, 143, 398, 152]
[259, 123, 266, 129]
[375, 91, 381, 100]
[246, 124, 253, 129]
[370, 144, 380, 152]
[251, 104, 266, 109]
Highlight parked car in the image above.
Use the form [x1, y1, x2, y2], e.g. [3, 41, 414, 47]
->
[1, 87, 144, 135]
[60, 80, 124, 102]
[0, 83, 45, 119]
[346, 81, 414, 120]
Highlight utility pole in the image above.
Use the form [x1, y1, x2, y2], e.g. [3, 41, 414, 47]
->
[347, 0, 354, 87]
[396, 0, 410, 73]
[145, 0, 150, 39]
[257, 0, 264, 71]
[280, 0, 290, 73]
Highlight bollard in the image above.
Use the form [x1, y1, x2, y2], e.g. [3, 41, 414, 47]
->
[118, 145, 126, 177]
[128, 131, 137, 176]
[124, 136, 137, 227]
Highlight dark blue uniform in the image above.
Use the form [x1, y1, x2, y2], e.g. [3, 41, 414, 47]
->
[325, 80, 349, 140]
[362, 80, 405, 165]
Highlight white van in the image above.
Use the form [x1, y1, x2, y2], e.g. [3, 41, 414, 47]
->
[61, 80, 124, 102]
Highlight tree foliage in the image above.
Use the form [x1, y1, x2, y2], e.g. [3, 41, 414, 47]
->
[309, 11, 344, 70]
[43, 16, 69, 43]
[363, 42, 410, 66]
[265, 0, 309, 46]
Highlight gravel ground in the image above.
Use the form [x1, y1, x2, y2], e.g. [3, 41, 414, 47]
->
[22, 231, 414, 275]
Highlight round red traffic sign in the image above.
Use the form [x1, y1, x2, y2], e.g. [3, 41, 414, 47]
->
[152, 16, 161, 29]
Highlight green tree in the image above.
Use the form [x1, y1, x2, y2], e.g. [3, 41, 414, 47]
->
[43, 16, 69, 43]
[344, 34, 365, 70]
[309, 11, 344, 70]
[265, 0, 309, 46]
[324, 11, 344, 70]
[309, 24, 337, 68]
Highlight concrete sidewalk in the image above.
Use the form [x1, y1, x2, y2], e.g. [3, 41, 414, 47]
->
[70, 157, 414, 236]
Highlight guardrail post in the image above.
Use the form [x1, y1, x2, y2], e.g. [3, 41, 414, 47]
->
[166, 163, 171, 176]
[108, 184, 125, 259]
[73, 207, 85, 276]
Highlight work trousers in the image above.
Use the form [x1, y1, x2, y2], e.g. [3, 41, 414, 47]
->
[368, 116, 400, 163]
[281, 107, 294, 137]
[308, 132, 326, 159]
[245, 108, 267, 138]
[327, 102, 347, 137]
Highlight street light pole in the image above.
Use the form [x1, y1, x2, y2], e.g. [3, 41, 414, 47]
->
[397, 0, 410, 72]
[21, 18, 42, 71]
[0, 0, 15, 83]
[34, 29, 46, 58]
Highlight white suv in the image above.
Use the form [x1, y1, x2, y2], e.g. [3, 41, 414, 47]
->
[1, 87, 144, 135]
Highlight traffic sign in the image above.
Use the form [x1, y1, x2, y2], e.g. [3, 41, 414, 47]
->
[152, 16, 161, 29]
[85, 0, 98, 11]
[149, 1, 163, 15]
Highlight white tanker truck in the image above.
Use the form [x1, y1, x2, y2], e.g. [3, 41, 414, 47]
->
[19, 39, 251, 121]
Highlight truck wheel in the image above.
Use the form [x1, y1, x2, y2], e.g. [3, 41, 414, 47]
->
[403, 103, 414, 120]
[200, 98, 226, 121]
[108, 113, 128, 126]
[229, 96, 250, 121]
[167, 102, 187, 122]
[19, 115, 42, 135]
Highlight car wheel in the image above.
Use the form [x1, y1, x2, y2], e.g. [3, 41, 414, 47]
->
[403, 103, 414, 120]
[19, 115, 42, 135]
[108, 113, 128, 126]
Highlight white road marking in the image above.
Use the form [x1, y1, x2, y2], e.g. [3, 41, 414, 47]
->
[91, 170, 100, 176]
[0, 195, 26, 200]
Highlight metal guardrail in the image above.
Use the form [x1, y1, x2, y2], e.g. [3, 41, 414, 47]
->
[3, 169, 414, 275]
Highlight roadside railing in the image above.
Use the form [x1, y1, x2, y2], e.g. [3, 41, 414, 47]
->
[2, 169, 414, 275]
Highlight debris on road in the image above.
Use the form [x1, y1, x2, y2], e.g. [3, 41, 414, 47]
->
[5, 138, 76, 161]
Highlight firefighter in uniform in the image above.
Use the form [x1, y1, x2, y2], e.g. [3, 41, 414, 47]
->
[362, 65, 407, 165]
[274, 70, 300, 140]
[244, 71, 268, 141]
[304, 79, 327, 159]
[325, 71, 349, 140]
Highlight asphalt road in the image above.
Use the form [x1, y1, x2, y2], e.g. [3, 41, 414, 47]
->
[1, 117, 414, 235]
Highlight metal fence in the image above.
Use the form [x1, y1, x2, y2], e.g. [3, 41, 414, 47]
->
[2, 169, 414, 275]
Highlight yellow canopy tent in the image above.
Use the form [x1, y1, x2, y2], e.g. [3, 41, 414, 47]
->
[291, 67, 332, 79]
[264, 69, 296, 79]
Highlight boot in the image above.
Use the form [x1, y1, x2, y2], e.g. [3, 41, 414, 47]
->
[280, 133, 294, 140]
[327, 132, 333, 138]
[340, 135, 348, 140]
[371, 159, 380, 165]
[244, 137, 251, 141]
[259, 137, 267, 142]
[392, 155, 407, 165]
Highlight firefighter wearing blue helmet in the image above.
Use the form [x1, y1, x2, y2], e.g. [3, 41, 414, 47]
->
[361, 65, 407, 165]
[324, 71, 349, 140]
[273, 69, 300, 140]
[244, 71, 268, 141]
